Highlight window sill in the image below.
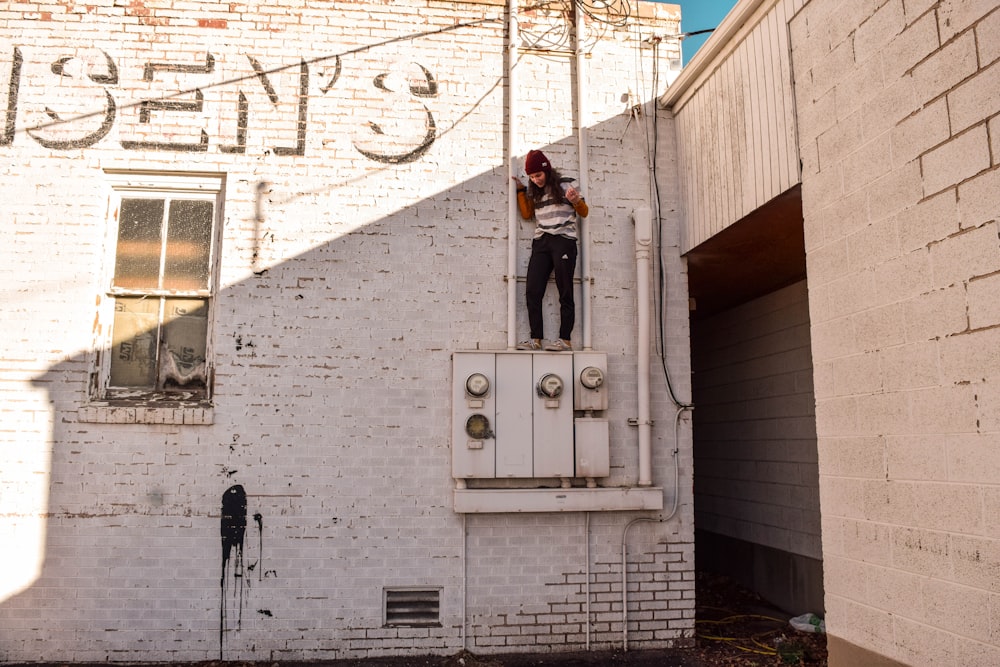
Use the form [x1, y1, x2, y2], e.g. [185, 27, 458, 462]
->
[78, 401, 214, 425]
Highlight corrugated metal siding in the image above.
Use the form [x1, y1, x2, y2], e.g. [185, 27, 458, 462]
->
[672, 0, 803, 253]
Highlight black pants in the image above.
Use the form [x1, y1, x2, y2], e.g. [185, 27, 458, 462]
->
[525, 234, 578, 341]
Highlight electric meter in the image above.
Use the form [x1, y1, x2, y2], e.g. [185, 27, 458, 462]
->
[580, 366, 604, 390]
[465, 414, 493, 440]
[536, 373, 564, 398]
[465, 372, 490, 397]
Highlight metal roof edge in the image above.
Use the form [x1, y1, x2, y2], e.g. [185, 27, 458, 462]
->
[658, 0, 769, 110]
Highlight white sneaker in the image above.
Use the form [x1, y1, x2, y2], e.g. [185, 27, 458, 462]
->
[544, 339, 572, 351]
[516, 339, 542, 350]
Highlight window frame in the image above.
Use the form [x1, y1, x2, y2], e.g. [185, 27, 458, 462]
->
[92, 170, 225, 406]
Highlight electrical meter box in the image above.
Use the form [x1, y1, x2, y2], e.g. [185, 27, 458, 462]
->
[452, 351, 609, 482]
[574, 417, 610, 478]
[573, 352, 609, 411]
[531, 353, 575, 477]
[495, 353, 533, 477]
[452, 352, 497, 478]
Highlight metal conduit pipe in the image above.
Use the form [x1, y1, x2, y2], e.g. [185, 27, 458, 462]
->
[621, 409, 685, 650]
[462, 513, 468, 650]
[620, 516, 658, 651]
[585, 511, 591, 651]
[574, 1, 593, 350]
[633, 207, 654, 486]
[506, 0, 520, 349]
[566, 13, 601, 648]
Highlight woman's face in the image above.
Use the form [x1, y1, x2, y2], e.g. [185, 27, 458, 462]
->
[528, 170, 547, 188]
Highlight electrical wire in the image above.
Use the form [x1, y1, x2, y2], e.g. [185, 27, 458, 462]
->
[521, 0, 632, 29]
[517, 0, 610, 55]
[619, 1, 693, 411]
[701, 612, 789, 624]
[696, 612, 788, 656]
[650, 43, 694, 411]
[576, 0, 632, 27]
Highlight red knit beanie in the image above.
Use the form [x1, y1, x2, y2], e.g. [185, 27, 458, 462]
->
[524, 149, 551, 175]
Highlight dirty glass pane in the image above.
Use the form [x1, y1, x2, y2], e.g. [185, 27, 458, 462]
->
[160, 298, 209, 391]
[163, 199, 214, 291]
[115, 199, 165, 290]
[109, 296, 159, 388]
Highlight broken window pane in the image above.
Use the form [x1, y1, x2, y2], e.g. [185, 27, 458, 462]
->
[160, 298, 208, 390]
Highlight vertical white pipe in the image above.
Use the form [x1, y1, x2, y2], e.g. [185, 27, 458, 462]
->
[634, 207, 653, 486]
[507, 0, 520, 349]
[462, 513, 468, 650]
[575, 2, 592, 350]
[585, 511, 591, 651]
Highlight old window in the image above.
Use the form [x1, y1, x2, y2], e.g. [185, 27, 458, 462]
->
[95, 171, 224, 404]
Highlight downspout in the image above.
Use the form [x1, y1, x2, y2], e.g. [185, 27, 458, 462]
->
[575, 1, 593, 350]
[507, 0, 520, 349]
[462, 514, 468, 650]
[633, 207, 653, 486]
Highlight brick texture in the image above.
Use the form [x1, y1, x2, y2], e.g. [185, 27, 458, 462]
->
[692, 282, 822, 561]
[0, 0, 693, 662]
[791, 0, 1000, 664]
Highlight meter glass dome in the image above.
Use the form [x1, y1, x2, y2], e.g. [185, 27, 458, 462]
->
[465, 372, 490, 397]
[536, 373, 564, 398]
[580, 366, 604, 389]
[465, 413, 493, 439]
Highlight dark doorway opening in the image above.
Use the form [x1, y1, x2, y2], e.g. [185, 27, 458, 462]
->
[686, 186, 824, 616]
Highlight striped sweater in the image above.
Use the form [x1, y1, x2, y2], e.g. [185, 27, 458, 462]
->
[516, 177, 589, 240]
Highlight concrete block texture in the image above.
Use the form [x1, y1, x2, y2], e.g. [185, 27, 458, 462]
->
[692, 282, 822, 562]
[792, 0, 1000, 664]
[0, 0, 694, 662]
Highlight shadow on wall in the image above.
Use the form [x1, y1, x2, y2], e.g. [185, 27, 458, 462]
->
[4, 103, 670, 660]
[11, 172, 514, 658]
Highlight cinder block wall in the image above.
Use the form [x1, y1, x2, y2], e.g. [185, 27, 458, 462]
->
[791, 1, 1000, 665]
[0, 1, 695, 661]
[692, 281, 822, 614]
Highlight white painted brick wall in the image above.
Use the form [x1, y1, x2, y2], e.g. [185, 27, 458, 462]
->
[792, 0, 1000, 664]
[0, 0, 693, 662]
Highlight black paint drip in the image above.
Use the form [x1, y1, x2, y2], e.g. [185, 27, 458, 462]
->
[254, 512, 263, 581]
[220, 484, 247, 660]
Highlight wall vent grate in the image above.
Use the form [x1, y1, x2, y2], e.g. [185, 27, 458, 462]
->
[383, 587, 441, 627]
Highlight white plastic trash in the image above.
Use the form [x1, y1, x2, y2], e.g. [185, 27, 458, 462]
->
[789, 612, 826, 633]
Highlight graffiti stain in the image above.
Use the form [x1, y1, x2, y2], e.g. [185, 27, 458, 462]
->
[220, 484, 247, 659]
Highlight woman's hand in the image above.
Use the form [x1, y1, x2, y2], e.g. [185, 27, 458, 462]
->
[565, 186, 581, 204]
[512, 176, 526, 189]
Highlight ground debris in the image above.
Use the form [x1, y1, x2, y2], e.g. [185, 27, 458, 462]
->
[693, 572, 828, 666]
[10, 573, 824, 667]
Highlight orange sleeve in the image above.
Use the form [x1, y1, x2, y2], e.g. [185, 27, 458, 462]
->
[573, 198, 589, 218]
[516, 190, 535, 219]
